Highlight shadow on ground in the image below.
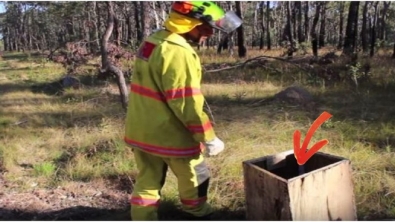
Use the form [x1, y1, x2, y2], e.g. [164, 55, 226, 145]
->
[1, 52, 47, 63]
[0, 206, 130, 221]
[30, 74, 110, 96]
[0, 198, 246, 221]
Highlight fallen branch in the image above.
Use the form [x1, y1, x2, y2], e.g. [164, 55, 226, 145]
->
[13, 120, 28, 126]
[204, 55, 313, 74]
[204, 64, 244, 73]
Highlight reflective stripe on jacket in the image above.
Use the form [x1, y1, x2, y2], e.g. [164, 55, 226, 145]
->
[124, 30, 216, 158]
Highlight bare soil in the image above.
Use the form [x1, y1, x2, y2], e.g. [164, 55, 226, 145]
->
[0, 173, 246, 221]
[0, 174, 132, 220]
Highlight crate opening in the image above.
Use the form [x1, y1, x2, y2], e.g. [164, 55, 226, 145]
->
[252, 152, 343, 180]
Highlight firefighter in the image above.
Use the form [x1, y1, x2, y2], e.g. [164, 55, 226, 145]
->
[124, 1, 242, 220]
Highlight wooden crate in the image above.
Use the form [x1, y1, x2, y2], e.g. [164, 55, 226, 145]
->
[242, 150, 357, 221]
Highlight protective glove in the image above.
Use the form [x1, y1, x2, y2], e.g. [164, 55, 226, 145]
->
[204, 137, 225, 156]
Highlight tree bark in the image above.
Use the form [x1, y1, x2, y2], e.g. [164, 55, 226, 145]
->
[361, 1, 370, 53]
[295, 1, 303, 43]
[235, 1, 246, 58]
[133, 2, 143, 45]
[304, 1, 309, 42]
[318, 2, 327, 48]
[276, 2, 284, 47]
[266, 1, 271, 50]
[114, 16, 121, 47]
[370, 2, 379, 57]
[140, 2, 152, 39]
[392, 27, 395, 58]
[311, 2, 321, 57]
[291, 2, 297, 40]
[337, 2, 345, 49]
[343, 1, 360, 56]
[285, 1, 295, 57]
[259, 1, 265, 50]
[217, 34, 229, 54]
[228, 32, 235, 57]
[379, 2, 391, 41]
[100, 1, 128, 110]
[126, 14, 133, 46]
[152, 2, 160, 30]
[92, 2, 101, 52]
[252, 3, 258, 48]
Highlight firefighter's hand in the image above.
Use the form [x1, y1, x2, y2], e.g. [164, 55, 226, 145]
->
[204, 137, 225, 156]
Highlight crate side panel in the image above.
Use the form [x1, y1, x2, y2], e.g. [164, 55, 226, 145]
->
[288, 160, 357, 221]
[243, 162, 292, 221]
[304, 152, 344, 173]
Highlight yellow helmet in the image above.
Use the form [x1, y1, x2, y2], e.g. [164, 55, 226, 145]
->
[164, 1, 242, 34]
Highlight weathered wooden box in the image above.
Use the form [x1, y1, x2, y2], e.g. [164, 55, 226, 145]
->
[243, 150, 357, 221]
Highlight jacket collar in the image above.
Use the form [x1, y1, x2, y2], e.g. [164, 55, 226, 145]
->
[153, 30, 196, 52]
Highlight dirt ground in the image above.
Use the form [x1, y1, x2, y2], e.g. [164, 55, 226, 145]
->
[0, 174, 133, 220]
[0, 173, 246, 221]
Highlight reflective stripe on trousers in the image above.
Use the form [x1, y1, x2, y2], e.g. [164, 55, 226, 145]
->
[130, 148, 212, 221]
[124, 137, 203, 157]
[130, 196, 160, 207]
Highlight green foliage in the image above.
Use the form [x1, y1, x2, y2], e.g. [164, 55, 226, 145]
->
[297, 41, 311, 55]
[345, 61, 371, 88]
[33, 162, 56, 177]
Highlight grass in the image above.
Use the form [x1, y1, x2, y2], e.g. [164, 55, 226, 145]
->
[1, 47, 395, 220]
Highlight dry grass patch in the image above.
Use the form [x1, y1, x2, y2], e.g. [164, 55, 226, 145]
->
[1, 49, 395, 219]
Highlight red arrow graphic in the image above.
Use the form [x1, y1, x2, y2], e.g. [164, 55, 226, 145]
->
[293, 111, 333, 165]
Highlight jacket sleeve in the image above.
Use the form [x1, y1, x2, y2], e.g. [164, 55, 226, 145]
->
[160, 48, 216, 143]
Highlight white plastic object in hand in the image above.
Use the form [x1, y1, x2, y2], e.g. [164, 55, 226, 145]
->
[204, 137, 225, 156]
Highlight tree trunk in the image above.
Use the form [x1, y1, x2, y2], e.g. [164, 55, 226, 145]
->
[228, 32, 235, 57]
[84, 2, 91, 53]
[41, 33, 47, 51]
[361, 1, 370, 53]
[235, 1, 246, 58]
[343, 1, 360, 56]
[291, 2, 297, 40]
[311, 2, 321, 57]
[93, 2, 101, 52]
[370, 2, 379, 57]
[259, 1, 265, 50]
[295, 1, 303, 43]
[276, 2, 283, 47]
[114, 16, 121, 47]
[133, 2, 143, 45]
[304, 1, 309, 42]
[392, 28, 395, 58]
[4, 27, 9, 51]
[252, 3, 258, 48]
[217, 34, 229, 54]
[379, 2, 391, 41]
[140, 2, 152, 39]
[152, 2, 160, 30]
[126, 15, 133, 46]
[100, 1, 128, 110]
[285, 1, 295, 57]
[337, 2, 345, 49]
[318, 2, 327, 48]
[266, 1, 271, 50]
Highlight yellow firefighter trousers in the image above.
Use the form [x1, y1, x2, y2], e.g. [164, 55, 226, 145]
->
[130, 148, 213, 221]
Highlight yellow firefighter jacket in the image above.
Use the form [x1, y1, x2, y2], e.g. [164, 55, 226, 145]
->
[124, 30, 216, 158]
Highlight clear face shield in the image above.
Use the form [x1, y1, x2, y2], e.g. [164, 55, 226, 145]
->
[212, 11, 243, 33]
